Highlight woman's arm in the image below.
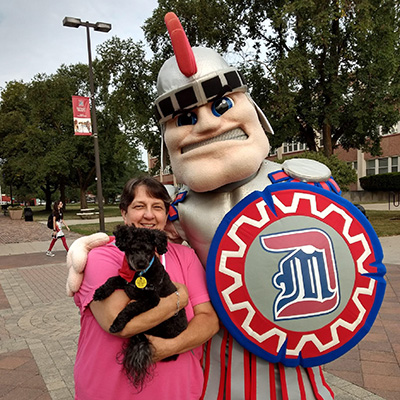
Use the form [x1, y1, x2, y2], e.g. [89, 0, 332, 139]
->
[52, 216, 57, 236]
[62, 219, 70, 231]
[148, 301, 219, 362]
[89, 282, 189, 338]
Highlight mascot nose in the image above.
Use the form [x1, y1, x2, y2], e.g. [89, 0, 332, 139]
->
[194, 106, 222, 134]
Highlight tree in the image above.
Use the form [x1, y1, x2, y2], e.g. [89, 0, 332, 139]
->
[143, 0, 400, 156]
[24, 68, 94, 210]
[96, 37, 160, 160]
[0, 63, 145, 210]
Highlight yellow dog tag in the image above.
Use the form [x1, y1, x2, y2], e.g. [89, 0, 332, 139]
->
[135, 276, 147, 289]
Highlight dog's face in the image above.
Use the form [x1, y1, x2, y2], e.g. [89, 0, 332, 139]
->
[114, 225, 168, 271]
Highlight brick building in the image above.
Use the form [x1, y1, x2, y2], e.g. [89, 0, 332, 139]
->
[268, 129, 400, 200]
[149, 129, 400, 200]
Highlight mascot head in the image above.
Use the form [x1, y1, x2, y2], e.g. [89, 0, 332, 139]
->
[155, 12, 272, 192]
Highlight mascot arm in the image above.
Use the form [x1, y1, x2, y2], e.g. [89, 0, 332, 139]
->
[66, 232, 110, 297]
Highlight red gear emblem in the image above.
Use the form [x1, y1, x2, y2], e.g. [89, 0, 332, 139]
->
[207, 183, 386, 367]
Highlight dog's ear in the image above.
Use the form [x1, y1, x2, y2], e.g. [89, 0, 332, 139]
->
[153, 229, 168, 255]
[113, 225, 129, 252]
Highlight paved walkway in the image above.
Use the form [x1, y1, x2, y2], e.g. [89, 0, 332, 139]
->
[0, 210, 398, 399]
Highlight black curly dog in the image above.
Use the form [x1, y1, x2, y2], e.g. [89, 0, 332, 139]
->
[93, 225, 188, 389]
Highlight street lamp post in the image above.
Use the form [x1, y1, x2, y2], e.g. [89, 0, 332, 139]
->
[63, 17, 111, 232]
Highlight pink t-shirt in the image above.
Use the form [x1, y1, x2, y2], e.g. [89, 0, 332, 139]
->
[74, 241, 210, 400]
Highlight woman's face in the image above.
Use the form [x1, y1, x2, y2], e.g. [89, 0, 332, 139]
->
[121, 185, 168, 230]
[58, 201, 63, 209]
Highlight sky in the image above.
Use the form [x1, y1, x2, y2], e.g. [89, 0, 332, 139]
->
[0, 0, 159, 90]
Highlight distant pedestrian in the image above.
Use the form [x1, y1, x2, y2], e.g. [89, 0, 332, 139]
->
[46, 200, 70, 257]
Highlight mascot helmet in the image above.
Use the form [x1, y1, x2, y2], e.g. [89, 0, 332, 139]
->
[155, 12, 273, 135]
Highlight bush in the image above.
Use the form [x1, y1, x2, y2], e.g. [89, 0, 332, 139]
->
[277, 152, 358, 191]
[359, 172, 400, 191]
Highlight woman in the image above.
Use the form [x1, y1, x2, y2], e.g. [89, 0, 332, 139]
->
[73, 177, 219, 399]
[46, 200, 70, 256]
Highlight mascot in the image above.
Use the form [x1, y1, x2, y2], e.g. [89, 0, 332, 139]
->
[67, 12, 386, 399]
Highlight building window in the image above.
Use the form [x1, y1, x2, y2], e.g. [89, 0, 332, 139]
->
[378, 158, 388, 174]
[348, 161, 358, 170]
[366, 159, 376, 176]
[282, 141, 307, 154]
[392, 157, 398, 172]
[283, 143, 293, 153]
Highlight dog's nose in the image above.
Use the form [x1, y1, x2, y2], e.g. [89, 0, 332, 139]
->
[135, 259, 148, 270]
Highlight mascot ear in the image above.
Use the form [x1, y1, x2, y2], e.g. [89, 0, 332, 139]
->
[153, 230, 168, 255]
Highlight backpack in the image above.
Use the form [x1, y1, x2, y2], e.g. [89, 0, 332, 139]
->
[47, 213, 54, 229]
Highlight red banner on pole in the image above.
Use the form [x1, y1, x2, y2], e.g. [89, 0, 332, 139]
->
[72, 96, 92, 136]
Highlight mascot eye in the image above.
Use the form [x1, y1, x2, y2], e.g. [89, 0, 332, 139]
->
[177, 112, 198, 126]
[212, 97, 234, 117]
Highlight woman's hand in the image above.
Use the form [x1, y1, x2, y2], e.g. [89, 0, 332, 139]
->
[147, 301, 219, 362]
[90, 284, 190, 339]
[147, 335, 174, 363]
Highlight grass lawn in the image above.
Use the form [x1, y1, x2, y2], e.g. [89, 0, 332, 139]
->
[28, 204, 121, 221]
[26, 203, 400, 238]
[70, 222, 122, 236]
[365, 210, 400, 237]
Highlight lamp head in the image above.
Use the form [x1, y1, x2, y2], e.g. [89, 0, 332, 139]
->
[62, 17, 82, 28]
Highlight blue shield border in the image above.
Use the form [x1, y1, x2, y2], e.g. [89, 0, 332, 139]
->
[206, 183, 386, 367]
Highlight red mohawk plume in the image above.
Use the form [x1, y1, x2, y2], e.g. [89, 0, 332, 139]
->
[164, 12, 197, 77]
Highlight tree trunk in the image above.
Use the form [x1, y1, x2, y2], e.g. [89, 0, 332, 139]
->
[80, 188, 87, 209]
[60, 182, 66, 210]
[41, 181, 58, 211]
[323, 123, 333, 157]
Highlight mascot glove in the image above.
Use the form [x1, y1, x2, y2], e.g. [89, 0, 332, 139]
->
[66, 232, 110, 297]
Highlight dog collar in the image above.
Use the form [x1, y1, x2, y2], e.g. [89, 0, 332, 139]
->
[138, 256, 155, 276]
[135, 256, 155, 289]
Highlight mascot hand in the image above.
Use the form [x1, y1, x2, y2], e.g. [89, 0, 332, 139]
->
[66, 232, 110, 297]
[164, 220, 183, 244]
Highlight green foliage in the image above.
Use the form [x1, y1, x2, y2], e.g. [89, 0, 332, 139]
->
[0, 61, 145, 208]
[144, 0, 243, 55]
[278, 151, 357, 191]
[359, 172, 400, 192]
[143, 1, 400, 157]
[96, 37, 160, 158]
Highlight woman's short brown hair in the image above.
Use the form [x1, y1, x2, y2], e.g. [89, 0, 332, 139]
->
[119, 176, 171, 214]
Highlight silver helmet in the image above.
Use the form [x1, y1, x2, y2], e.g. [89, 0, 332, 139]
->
[154, 12, 273, 135]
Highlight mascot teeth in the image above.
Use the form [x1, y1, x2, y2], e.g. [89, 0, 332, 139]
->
[182, 128, 248, 154]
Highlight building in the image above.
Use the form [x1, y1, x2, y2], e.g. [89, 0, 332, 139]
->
[149, 129, 400, 202]
[268, 129, 400, 201]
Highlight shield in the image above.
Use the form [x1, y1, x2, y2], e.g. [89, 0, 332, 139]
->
[206, 183, 386, 367]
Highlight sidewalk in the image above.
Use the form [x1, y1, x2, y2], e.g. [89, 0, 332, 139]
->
[0, 212, 399, 399]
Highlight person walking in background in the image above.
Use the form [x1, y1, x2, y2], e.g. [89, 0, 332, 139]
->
[46, 200, 70, 257]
